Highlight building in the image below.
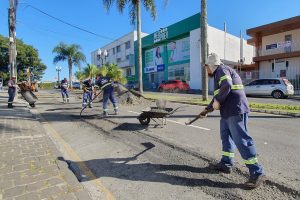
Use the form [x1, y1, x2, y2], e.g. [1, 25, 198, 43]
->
[138, 13, 254, 91]
[91, 31, 148, 81]
[247, 15, 300, 94]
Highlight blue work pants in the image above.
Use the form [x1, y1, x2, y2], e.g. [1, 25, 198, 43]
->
[83, 91, 93, 107]
[102, 90, 118, 112]
[220, 113, 264, 178]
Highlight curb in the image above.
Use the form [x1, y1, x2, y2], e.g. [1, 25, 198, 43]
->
[146, 98, 300, 118]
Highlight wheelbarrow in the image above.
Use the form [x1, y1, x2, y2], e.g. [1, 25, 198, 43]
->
[17, 82, 38, 107]
[137, 106, 184, 126]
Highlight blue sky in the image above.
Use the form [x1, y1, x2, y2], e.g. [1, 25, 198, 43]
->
[1, 0, 300, 81]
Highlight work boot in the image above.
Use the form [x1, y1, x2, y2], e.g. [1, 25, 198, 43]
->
[88, 103, 92, 108]
[103, 111, 108, 117]
[244, 174, 266, 189]
[63, 98, 66, 103]
[114, 109, 118, 115]
[210, 162, 232, 174]
[67, 98, 69, 103]
[7, 103, 13, 108]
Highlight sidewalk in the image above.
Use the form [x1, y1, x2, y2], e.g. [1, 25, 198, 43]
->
[0, 91, 91, 200]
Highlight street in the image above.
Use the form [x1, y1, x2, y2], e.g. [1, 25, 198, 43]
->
[30, 90, 299, 200]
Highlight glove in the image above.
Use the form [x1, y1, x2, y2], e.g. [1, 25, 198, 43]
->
[213, 99, 221, 110]
[199, 109, 208, 118]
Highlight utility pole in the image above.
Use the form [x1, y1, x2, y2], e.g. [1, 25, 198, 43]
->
[201, 0, 208, 101]
[8, 0, 17, 80]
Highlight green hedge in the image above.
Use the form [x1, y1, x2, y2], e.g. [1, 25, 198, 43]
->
[39, 82, 56, 89]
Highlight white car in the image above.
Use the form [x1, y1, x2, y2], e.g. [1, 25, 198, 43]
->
[244, 78, 294, 99]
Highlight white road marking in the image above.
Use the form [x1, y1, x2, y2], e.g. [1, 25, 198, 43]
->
[128, 111, 210, 131]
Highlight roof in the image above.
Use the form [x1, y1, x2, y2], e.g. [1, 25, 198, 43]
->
[247, 15, 300, 37]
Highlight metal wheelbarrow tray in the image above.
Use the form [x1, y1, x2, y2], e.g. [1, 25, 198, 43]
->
[137, 107, 181, 126]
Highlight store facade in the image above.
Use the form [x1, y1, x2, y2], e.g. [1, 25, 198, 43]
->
[135, 13, 254, 91]
[138, 13, 199, 90]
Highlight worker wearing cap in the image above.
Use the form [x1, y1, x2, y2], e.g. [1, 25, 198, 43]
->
[95, 73, 118, 116]
[7, 76, 18, 108]
[61, 78, 69, 103]
[82, 78, 93, 108]
[198, 53, 265, 189]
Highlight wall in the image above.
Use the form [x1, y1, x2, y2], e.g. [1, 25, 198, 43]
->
[261, 28, 300, 56]
[91, 31, 148, 77]
[189, 26, 255, 90]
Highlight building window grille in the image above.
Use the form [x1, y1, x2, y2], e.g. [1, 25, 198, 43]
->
[117, 45, 121, 53]
[125, 41, 131, 49]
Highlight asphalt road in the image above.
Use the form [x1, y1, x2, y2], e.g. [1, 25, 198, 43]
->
[145, 91, 300, 106]
[32, 90, 300, 200]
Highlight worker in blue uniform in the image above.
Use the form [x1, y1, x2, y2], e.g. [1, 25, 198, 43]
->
[95, 73, 118, 116]
[61, 78, 69, 103]
[82, 78, 93, 108]
[198, 53, 265, 189]
[7, 76, 17, 108]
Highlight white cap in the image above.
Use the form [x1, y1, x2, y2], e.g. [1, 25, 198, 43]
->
[206, 53, 221, 72]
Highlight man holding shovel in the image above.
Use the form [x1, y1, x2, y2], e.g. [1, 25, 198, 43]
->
[95, 73, 118, 116]
[198, 53, 265, 189]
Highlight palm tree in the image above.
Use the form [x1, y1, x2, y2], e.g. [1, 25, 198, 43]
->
[52, 42, 86, 88]
[83, 64, 98, 79]
[102, 0, 157, 94]
[97, 63, 127, 84]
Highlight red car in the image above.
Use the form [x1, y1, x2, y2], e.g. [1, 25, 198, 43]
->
[158, 80, 190, 93]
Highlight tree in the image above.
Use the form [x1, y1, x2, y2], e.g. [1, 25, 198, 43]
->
[83, 64, 98, 79]
[97, 63, 127, 84]
[102, 0, 157, 94]
[52, 42, 86, 88]
[0, 34, 46, 83]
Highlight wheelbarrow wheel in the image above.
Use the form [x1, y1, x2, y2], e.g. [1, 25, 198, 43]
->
[138, 113, 150, 125]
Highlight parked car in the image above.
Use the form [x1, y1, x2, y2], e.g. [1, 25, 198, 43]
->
[158, 80, 190, 93]
[244, 78, 294, 99]
[126, 81, 139, 90]
[72, 82, 81, 89]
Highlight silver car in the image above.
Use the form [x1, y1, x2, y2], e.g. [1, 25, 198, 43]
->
[244, 78, 294, 99]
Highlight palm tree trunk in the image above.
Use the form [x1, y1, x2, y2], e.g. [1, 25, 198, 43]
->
[137, 0, 143, 94]
[201, 0, 208, 101]
[68, 58, 73, 88]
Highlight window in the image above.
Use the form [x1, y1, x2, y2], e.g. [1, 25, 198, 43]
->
[117, 45, 121, 53]
[168, 63, 190, 81]
[285, 35, 292, 53]
[113, 48, 115, 55]
[117, 58, 121, 63]
[125, 41, 131, 49]
[126, 68, 132, 76]
[272, 63, 274, 72]
[126, 55, 130, 60]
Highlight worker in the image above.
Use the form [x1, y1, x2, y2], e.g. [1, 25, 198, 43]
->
[82, 78, 93, 108]
[198, 53, 265, 189]
[95, 73, 118, 116]
[7, 76, 17, 108]
[61, 78, 69, 103]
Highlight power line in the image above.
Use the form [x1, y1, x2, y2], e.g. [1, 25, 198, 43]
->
[22, 3, 115, 41]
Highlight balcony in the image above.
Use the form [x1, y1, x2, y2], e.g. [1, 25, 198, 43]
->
[253, 42, 300, 62]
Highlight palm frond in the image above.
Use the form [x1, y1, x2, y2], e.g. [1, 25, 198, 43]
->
[53, 55, 66, 64]
[128, 4, 137, 25]
[103, 0, 115, 12]
[143, 0, 157, 20]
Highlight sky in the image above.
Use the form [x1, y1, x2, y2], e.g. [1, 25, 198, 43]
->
[1, 0, 300, 81]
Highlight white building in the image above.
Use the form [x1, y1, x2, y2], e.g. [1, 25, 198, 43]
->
[91, 31, 148, 78]
[141, 13, 255, 91]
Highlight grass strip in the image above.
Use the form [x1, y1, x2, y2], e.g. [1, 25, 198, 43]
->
[144, 93, 300, 114]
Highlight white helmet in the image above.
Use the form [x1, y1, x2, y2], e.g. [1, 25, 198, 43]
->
[206, 53, 221, 72]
